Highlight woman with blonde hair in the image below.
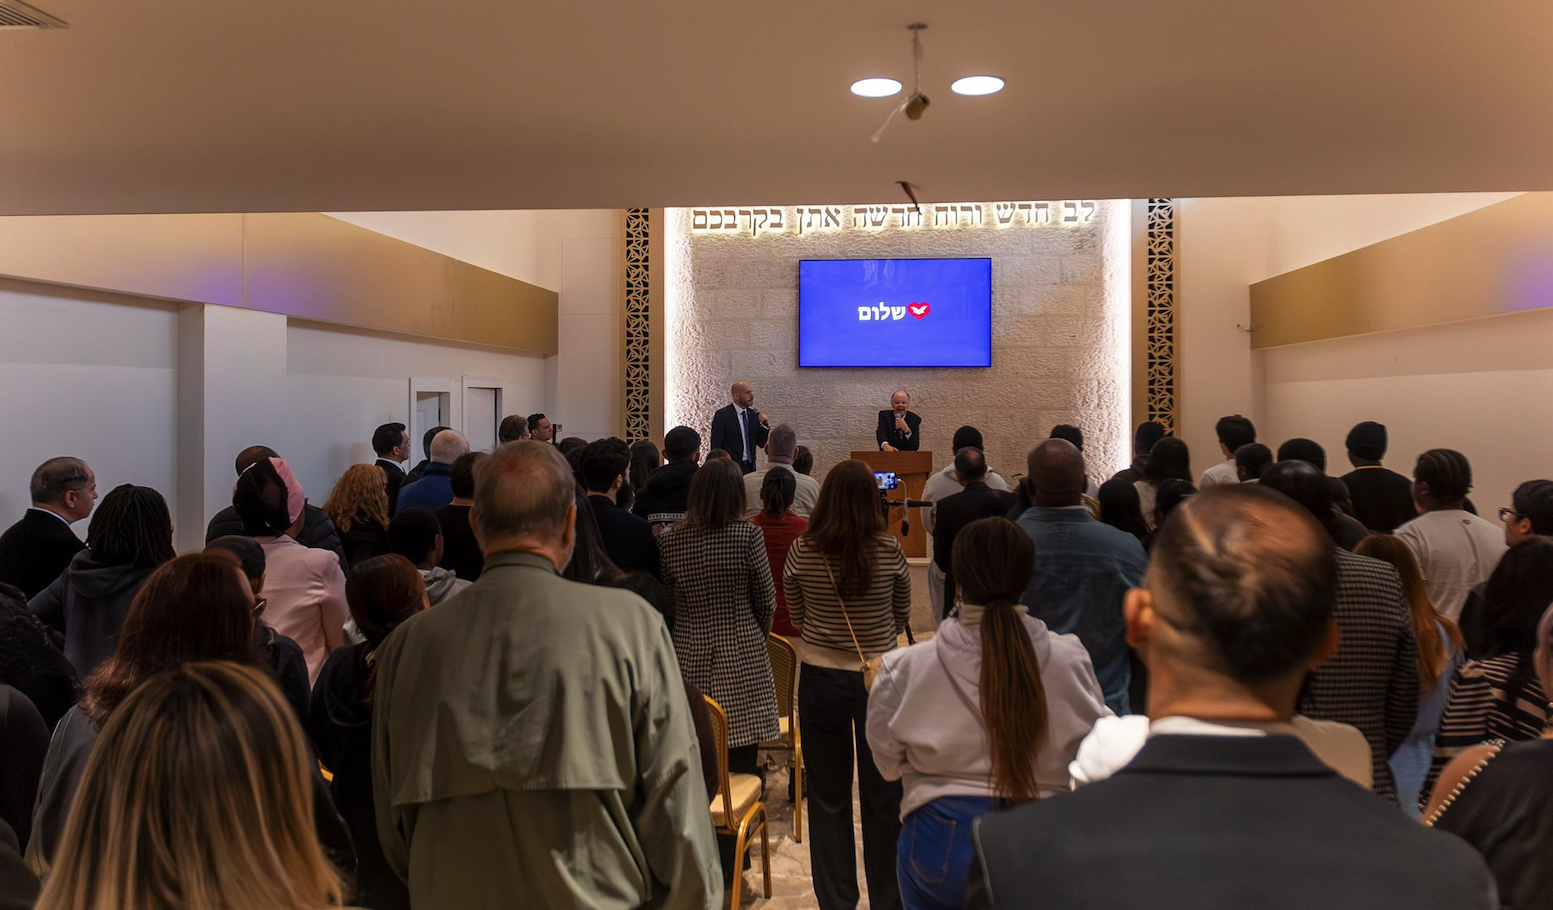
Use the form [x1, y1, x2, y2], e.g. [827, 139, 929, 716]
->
[35, 660, 344, 910]
[323, 465, 392, 570]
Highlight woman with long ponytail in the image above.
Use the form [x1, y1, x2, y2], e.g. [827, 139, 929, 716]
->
[866, 517, 1110, 910]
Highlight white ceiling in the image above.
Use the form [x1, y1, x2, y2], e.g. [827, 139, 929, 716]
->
[3, 0, 1552, 215]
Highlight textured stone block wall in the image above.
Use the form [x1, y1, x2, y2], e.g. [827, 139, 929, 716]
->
[663, 202, 1131, 486]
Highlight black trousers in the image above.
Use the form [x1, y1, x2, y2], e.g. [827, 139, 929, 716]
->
[799, 664, 903, 910]
[718, 744, 764, 882]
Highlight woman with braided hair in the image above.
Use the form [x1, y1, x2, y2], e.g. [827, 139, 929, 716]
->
[1395, 448, 1507, 620]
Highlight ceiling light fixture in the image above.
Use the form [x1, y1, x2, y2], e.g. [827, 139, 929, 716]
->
[951, 75, 1005, 96]
[851, 78, 903, 98]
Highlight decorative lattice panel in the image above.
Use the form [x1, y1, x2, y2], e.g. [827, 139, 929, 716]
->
[1145, 198, 1177, 435]
[625, 208, 651, 441]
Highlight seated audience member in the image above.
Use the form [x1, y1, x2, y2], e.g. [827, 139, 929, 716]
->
[29, 484, 174, 679]
[0, 816, 35, 910]
[1142, 478, 1197, 553]
[34, 661, 345, 910]
[633, 426, 702, 534]
[388, 508, 470, 605]
[869, 517, 1109, 910]
[0, 582, 78, 732]
[0, 458, 95, 599]
[1200, 415, 1257, 489]
[923, 426, 1011, 611]
[792, 445, 814, 476]
[933, 448, 1016, 620]
[965, 485, 1496, 910]
[372, 441, 719, 908]
[29, 555, 353, 872]
[742, 424, 822, 519]
[750, 467, 807, 638]
[396, 430, 470, 513]
[1499, 479, 1553, 547]
[1395, 449, 1507, 620]
[434, 451, 484, 582]
[1049, 425, 1101, 497]
[1423, 603, 1553, 908]
[311, 555, 426, 910]
[1423, 539, 1553, 807]
[205, 445, 347, 573]
[0, 685, 47, 853]
[629, 439, 661, 498]
[1235, 442, 1273, 482]
[528, 412, 555, 443]
[233, 458, 348, 684]
[1355, 534, 1464, 816]
[371, 422, 411, 514]
[1018, 439, 1146, 715]
[204, 536, 311, 725]
[1340, 422, 1417, 532]
[1110, 420, 1166, 484]
[580, 438, 661, 579]
[323, 464, 392, 569]
[1096, 477, 1149, 542]
[1261, 460, 1419, 803]
[1135, 437, 1190, 531]
[405, 425, 449, 485]
[498, 414, 530, 444]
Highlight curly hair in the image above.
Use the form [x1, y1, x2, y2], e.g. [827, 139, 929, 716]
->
[322, 464, 390, 534]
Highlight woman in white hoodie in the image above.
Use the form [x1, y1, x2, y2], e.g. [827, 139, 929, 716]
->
[866, 517, 1111, 910]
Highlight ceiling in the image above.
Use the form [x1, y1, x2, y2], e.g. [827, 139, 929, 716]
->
[3, 0, 1552, 215]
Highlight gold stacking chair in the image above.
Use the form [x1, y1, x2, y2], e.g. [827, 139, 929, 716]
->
[705, 695, 771, 910]
[760, 632, 804, 842]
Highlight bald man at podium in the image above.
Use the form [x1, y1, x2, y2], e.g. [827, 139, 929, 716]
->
[876, 390, 922, 452]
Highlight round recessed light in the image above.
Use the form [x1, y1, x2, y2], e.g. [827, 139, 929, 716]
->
[951, 75, 1005, 96]
[851, 77, 903, 98]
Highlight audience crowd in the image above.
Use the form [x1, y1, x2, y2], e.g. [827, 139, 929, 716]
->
[0, 404, 1547, 910]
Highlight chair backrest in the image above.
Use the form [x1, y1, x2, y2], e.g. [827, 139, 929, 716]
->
[703, 694, 734, 826]
[766, 633, 798, 718]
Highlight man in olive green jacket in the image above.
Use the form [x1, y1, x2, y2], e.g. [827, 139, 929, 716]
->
[372, 441, 721, 909]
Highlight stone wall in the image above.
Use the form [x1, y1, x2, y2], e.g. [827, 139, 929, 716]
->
[663, 201, 1131, 485]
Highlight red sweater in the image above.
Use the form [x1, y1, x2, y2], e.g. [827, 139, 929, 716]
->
[751, 511, 808, 637]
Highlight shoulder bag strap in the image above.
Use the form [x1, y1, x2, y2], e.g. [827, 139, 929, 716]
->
[822, 558, 869, 671]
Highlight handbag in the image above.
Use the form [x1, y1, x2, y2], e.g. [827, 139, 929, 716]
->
[823, 559, 881, 691]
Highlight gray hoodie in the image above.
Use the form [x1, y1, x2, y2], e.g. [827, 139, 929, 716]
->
[421, 566, 470, 606]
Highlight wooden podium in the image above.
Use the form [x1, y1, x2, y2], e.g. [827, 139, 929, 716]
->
[851, 450, 933, 559]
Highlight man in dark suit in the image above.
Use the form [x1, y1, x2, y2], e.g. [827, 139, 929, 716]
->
[876, 389, 921, 452]
[931, 448, 1012, 619]
[967, 485, 1494, 910]
[579, 438, 659, 579]
[0, 457, 96, 599]
[709, 380, 768, 475]
[373, 422, 411, 515]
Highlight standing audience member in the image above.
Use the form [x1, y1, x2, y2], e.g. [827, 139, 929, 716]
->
[372, 441, 719, 908]
[34, 662, 346, 910]
[1355, 534, 1464, 815]
[1499, 478, 1553, 546]
[433, 451, 484, 582]
[322, 464, 392, 569]
[658, 458, 779, 885]
[1135, 436, 1191, 530]
[1199, 415, 1257, 489]
[563, 485, 621, 585]
[792, 445, 814, 477]
[1235, 442, 1274, 482]
[527, 413, 554, 443]
[559, 438, 589, 475]
[1142, 478, 1197, 552]
[233, 458, 348, 684]
[580, 438, 661, 579]
[784, 459, 911, 910]
[1277, 437, 1329, 470]
[498, 414, 530, 444]
[1110, 421, 1166, 484]
[311, 554, 426, 910]
[922, 426, 1010, 611]
[965, 486, 1496, 910]
[868, 518, 1109, 910]
[633, 426, 703, 534]
[1261, 460, 1419, 803]
[1048, 425, 1100, 497]
[205, 445, 347, 573]
[0, 583, 78, 731]
[405, 426, 450, 485]
[388, 508, 470, 606]
[1395, 449, 1507, 619]
[1096, 477, 1149, 542]
[396, 430, 470, 513]
[371, 422, 410, 514]
[1424, 603, 1553, 909]
[0, 820, 33, 910]
[203, 536, 312, 726]
[742, 424, 821, 519]
[0, 458, 95, 599]
[750, 467, 807, 638]
[1340, 422, 1417, 532]
[932, 448, 1015, 621]
[0, 685, 47, 852]
[29, 484, 174, 679]
[1018, 439, 1146, 715]
[1279, 436, 1370, 530]
[629, 440, 662, 496]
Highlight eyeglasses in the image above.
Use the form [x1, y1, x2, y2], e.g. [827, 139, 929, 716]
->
[1499, 507, 1523, 524]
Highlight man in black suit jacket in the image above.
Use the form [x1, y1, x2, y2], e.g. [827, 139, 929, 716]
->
[708, 381, 768, 475]
[876, 389, 921, 452]
[579, 438, 659, 579]
[967, 485, 1496, 910]
[0, 457, 96, 599]
[931, 448, 1013, 619]
[372, 422, 411, 515]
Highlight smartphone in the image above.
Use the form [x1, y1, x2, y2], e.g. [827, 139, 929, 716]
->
[875, 471, 900, 491]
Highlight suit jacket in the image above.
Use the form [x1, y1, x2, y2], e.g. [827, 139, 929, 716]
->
[0, 511, 84, 601]
[709, 404, 768, 473]
[1341, 465, 1418, 533]
[588, 496, 660, 580]
[433, 504, 484, 582]
[967, 734, 1497, 910]
[876, 410, 922, 451]
[376, 459, 407, 515]
[931, 482, 1015, 618]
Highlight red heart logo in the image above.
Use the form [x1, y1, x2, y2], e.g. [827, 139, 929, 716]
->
[909, 303, 930, 319]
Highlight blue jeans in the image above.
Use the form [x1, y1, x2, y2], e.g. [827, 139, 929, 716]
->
[897, 796, 999, 910]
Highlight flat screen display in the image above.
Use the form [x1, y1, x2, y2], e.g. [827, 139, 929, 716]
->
[798, 258, 992, 368]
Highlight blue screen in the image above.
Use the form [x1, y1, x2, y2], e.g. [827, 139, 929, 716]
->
[798, 258, 992, 368]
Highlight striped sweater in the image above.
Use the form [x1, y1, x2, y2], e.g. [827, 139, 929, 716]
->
[1419, 652, 1550, 810]
[783, 534, 910, 670]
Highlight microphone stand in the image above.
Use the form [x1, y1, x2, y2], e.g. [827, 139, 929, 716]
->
[882, 496, 932, 646]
